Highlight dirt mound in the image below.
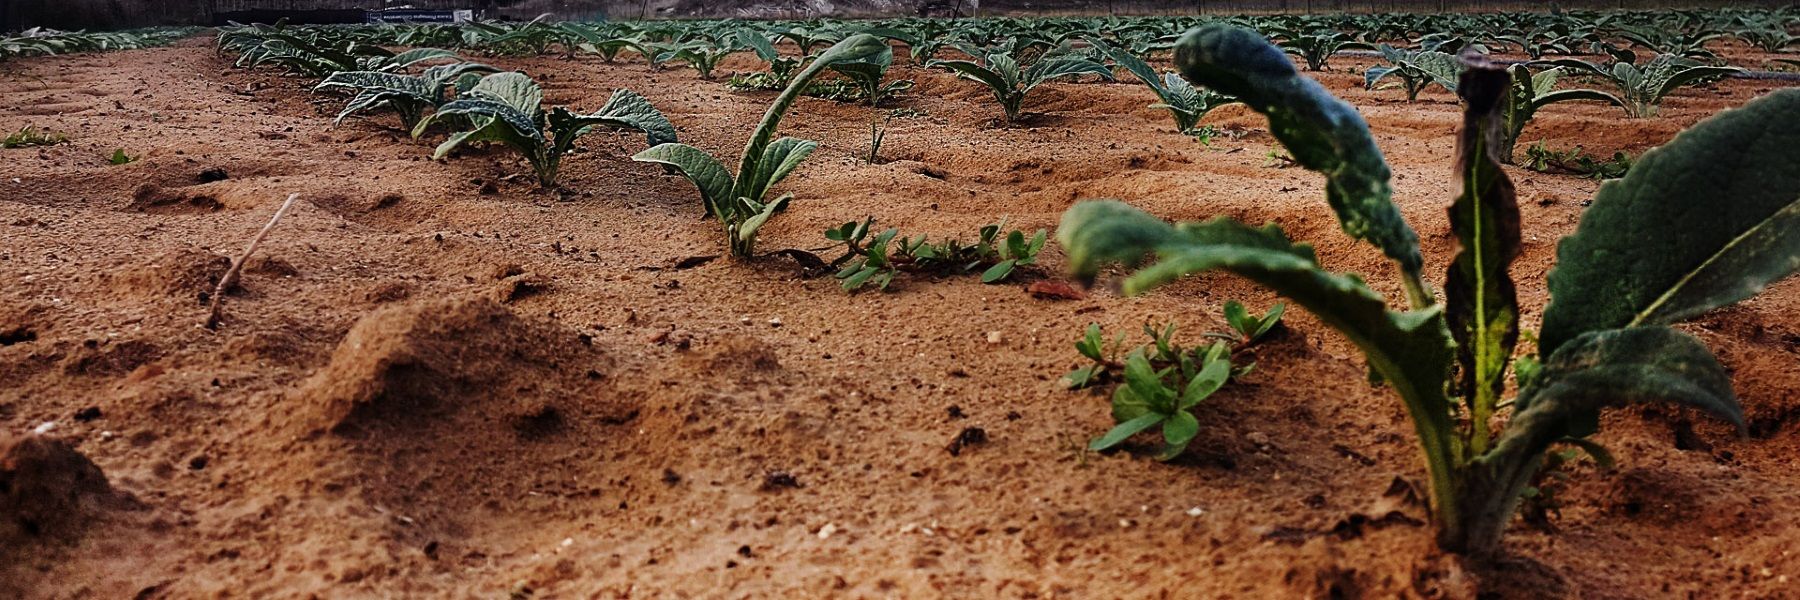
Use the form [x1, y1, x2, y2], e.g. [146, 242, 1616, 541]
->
[103, 247, 229, 303]
[0, 435, 131, 546]
[302, 295, 615, 435]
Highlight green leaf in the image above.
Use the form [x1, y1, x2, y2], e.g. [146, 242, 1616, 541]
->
[1452, 325, 1741, 553]
[1444, 57, 1523, 453]
[981, 259, 1017, 283]
[733, 34, 887, 204]
[633, 143, 736, 218]
[1223, 300, 1251, 333]
[1179, 353, 1231, 409]
[740, 137, 818, 207]
[736, 193, 791, 247]
[1090, 413, 1166, 451]
[559, 88, 677, 147]
[1173, 25, 1424, 275]
[464, 71, 543, 117]
[1120, 351, 1174, 410]
[1531, 88, 1623, 111]
[420, 99, 545, 160]
[1157, 411, 1200, 461]
[1539, 89, 1800, 356]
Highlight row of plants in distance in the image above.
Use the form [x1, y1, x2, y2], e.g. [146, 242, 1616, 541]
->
[1, 26, 200, 61]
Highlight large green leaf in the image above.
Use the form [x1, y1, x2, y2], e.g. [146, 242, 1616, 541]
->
[930, 59, 1013, 99]
[1539, 89, 1800, 356]
[370, 47, 459, 71]
[1444, 58, 1522, 453]
[419, 98, 545, 159]
[548, 88, 677, 148]
[1452, 325, 1741, 553]
[1022, 55, 1115, 91]
[1058, 200, 1458, 494]
[1173, 25, 1425, 277]
[740, 137, 818, 207]
[733, 34, 887, 203]
[465, 71, 543, 117]
[632, 143, 735, 218]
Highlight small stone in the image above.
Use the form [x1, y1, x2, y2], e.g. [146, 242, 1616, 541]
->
[1246, 431, 1271, 446]
[817, 523, 838, 539]
[768, 317, 783, 328]
[1186, 506, 1206, 517]
[985, 331, 1004, 344]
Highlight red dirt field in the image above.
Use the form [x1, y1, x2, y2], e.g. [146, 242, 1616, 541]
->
[2, 36, 1798, 598]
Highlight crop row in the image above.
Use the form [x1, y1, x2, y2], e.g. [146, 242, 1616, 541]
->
[0, 26, 200, 61]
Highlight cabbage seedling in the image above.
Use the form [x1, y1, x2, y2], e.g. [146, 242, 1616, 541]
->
[1088, 342, 1233, 461]
[1495, 64, 1622, 163]
[1058, 26, 1799, 556]
[1272, 28, 1374, 71]
[1539, 55, 1741, 118]
[1363, 45, 1460, 102]
[931, 48, 1114, 123]
[830, 43, 914, 107]
[1095, 40, 1238, 136]
[633, 35, 889, 258]
[412, 72, 676, 188]
[1221, 301, 1285, 345]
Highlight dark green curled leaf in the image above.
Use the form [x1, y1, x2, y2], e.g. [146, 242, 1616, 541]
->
[1173, 25, 1424, 275]
[1539, 89, 1800, 356]
[1444, 56, 1522, 450]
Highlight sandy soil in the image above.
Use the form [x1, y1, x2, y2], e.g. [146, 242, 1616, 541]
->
[2, 36, 1798, 598]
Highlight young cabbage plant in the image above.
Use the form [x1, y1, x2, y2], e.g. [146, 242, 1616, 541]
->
[314, 62, 500, 129]
[1735, 28, 1798, 53]
[1096, 41, 1239, 136]
[1273, 28, 1374, 71]
[633, 35, 889, 258]
[1058, 25, 1799, 556]
[931, 49, 1114, 123]
[1541, 55, 1741, 118]
[1495, 64, 1623, 163]
[830, 43, 915, 107]
[1221, 300, 1285, 346]
[736, 29, 806, 85]
[1363, 45, 1460, 102]
[656, 36, 739, 80]
[1088, 344, 1233, 461]
[412, 72, 676, 187]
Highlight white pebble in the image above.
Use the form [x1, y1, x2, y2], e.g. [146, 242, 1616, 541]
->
[32, 421, 55, 434]
[817, 523, 838, 539]
[1186, 506, 1206, 517]
[986, 331, 1004, 344]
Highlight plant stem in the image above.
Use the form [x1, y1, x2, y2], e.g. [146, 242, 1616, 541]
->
[206, 193, 300, 330]
[1400, 266, 1435, 310]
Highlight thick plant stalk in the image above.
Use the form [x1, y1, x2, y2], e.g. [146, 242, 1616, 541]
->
[205, 193, 300, 330]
